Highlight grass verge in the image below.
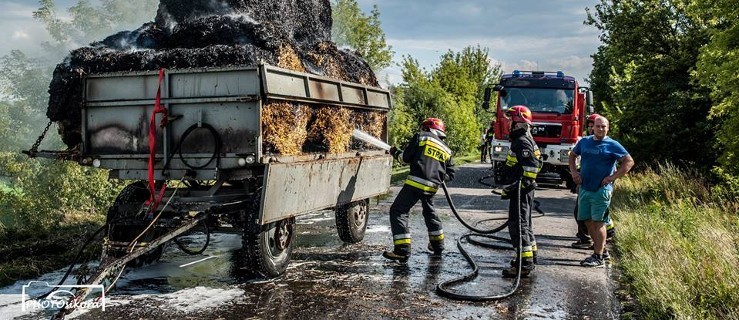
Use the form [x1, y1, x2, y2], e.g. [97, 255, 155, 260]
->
[611, 164, 739, 319]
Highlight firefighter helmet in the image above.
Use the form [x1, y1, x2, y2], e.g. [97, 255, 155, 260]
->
[587, 113, 601, 124]
[421, 117, 446, 137]
[505, 105, 533, 125]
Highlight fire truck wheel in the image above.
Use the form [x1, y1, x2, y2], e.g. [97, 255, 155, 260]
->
[243, 215, 295, 278]
[105, 181, 163, 267]
[335, 199, 368, 243]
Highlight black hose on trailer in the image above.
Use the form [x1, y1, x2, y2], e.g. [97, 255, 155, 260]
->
[162, 122, 223, 177]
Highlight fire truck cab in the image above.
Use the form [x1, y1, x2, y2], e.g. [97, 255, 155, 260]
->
[482, 70, 593, 188]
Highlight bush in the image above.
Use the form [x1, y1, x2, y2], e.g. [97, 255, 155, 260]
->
[0, 152, 123, 240]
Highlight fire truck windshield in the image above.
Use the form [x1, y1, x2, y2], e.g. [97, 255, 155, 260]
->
[500, 87, 574, 114]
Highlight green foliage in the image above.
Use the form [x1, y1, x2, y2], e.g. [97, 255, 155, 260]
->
[0, 0, 155, 239]
[688, 0, 739, 175]
[0, 152, 123, 238]
[586, 0, 718, 169]
[612, 166, 739, 319]
[0, 50, 61, 152]
[390, 48, 501, 155]
[331, 0, 394, 71]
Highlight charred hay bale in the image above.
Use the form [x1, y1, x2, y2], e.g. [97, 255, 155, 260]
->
[262, 102, 310, 155]
[354, 110, 385, 138]
[308, 106, 352, 154]
[277, 45, 306, 72]
[349, 110, 385, 150]
[303, 41, 378, 87]
[47, 0, 378, 149]
[155, 0, 332, 46]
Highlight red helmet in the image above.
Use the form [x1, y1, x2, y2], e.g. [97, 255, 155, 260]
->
[505, 105, 533, 125]
[587, 113, 601, 124]
[421, 117, 446, 137]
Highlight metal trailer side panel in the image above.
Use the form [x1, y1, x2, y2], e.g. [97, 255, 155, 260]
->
[260, 65, 391, 111]
[260, 155, 392, 224]
[83, 68, 262, 179]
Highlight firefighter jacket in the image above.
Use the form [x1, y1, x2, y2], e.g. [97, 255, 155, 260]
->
[397, 131, 456, 195]
[503, 127, 541, 185]
[485, 127, 495, 143]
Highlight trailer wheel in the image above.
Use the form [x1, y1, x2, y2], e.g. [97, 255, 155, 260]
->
[106, 181, 163, 267]
[335, 199, 368, 243]
[243, 214, 295, 277]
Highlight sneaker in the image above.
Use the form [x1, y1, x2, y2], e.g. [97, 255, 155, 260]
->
[427, 243, 443, 255]
[382, 251, 409, 263]
[580, 254, 605, 267]
[571, 239, 593, 249]
[502, 264, 534, 278]
[602, 250, 611, 261]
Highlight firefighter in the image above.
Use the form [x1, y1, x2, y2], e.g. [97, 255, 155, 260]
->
[499, 105, 541, 277]
[571, 113, 617, 249]
[383, 117, 456, 263]
[480, 120, 496, 162]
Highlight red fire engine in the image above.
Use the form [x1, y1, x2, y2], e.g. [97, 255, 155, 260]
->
[482, 70, 593, 188]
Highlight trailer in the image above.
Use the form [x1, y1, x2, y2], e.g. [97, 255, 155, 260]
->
[30, 64, 392, 287]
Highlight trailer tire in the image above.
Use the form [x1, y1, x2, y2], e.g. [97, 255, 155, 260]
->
[243, 214, 295, 278]
[106, 181, 163, 267]
[335, 199, 368, 243]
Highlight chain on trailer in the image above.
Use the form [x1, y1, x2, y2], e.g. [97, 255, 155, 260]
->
[435, 177, 545, 301]
[23, 120, 53, 157]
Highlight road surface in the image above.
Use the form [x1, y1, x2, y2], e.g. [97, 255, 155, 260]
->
[0, 162, 619, 319]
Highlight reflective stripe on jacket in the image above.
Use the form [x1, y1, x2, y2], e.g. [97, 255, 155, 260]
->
[503, 128, 542, 184]
[401, 131, 456, 195]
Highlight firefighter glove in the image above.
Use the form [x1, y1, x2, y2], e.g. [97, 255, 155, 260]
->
[444, 172, 454, 182]
[522, 179, 537, 194]
[389, 146, 401, 159]
[500, 182, 517, 200]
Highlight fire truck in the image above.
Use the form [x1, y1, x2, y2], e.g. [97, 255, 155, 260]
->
[481, 70, 593, 188]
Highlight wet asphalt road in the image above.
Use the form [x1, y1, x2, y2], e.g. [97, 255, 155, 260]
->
[8, 162, 619, 319]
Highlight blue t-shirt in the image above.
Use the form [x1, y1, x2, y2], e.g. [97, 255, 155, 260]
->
[573, 136, 629, 191]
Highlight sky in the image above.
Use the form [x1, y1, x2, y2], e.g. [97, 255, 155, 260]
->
[357, 0, 603, 85]
[0, 0, 602, 85]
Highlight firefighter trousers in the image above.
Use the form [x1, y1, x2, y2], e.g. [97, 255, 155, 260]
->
[508, 187, 536, 263]
[389, 185, 444, 254]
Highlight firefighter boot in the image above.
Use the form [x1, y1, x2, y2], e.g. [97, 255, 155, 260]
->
[503, 258, 535, 278]
[427, 240, 444, 256]
[382, 244, 410, 263]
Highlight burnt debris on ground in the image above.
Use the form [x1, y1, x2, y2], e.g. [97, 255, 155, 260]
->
[47, 0, 383, 152]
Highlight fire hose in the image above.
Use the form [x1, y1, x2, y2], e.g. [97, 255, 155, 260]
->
[349, 129, 544, 300]
[435, 178, 546, 301]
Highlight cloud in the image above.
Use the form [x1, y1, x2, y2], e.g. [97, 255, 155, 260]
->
[359, 0, 601, 84]
[12, 30, 30, 40]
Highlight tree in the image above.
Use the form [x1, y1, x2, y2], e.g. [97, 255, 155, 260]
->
[0, 0, 156, 237]
[688, 0, 739, 175]
[331, 0, 394, 71]
[586, 0, 717, 169]
[0, 50, 58, 152]
[390, 47, 501, 154]
[33, 0, 158, 55]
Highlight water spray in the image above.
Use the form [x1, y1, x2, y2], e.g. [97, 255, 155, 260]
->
[352, 129, 391, 151]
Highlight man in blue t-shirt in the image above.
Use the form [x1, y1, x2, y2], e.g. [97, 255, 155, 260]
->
[568, 116, 634, 267]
